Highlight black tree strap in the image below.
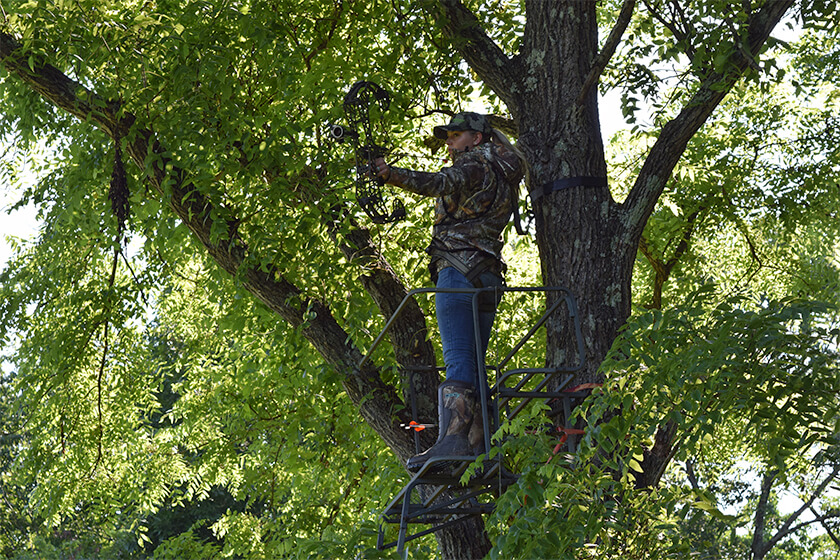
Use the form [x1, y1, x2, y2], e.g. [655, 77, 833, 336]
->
[529, 176, 608, 201]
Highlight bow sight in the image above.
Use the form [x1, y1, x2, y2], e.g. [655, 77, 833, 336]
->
[333, 81, 406, 224]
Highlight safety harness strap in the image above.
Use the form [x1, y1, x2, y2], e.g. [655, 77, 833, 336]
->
[529, 176, 608, 201]
[431, 248, 498, 288]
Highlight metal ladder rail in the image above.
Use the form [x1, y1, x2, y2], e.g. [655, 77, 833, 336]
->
[358, 285, 582, 372]
[477, 286, 585, 458]
[379, 456, 507, 523]
[378, 370, 581, 554]
[368, 286, 513, 556]
[491, 287, 584, 411]
[488, 287, 587, 454]
[487, 287, 585, 452]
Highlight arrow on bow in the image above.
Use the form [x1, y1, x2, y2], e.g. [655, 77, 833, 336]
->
[331, 80, 406, 224]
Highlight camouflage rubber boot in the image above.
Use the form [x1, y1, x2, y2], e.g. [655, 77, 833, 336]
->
[406, 381, 478, 472]
[468, 394, 486, 457]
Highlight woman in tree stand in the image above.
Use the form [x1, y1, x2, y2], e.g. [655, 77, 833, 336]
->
[373, 112, 525, 471]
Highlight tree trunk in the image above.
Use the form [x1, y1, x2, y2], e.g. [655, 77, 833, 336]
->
[435, 517, 492, 560]
[433, 0, 795, 555]
[518, 2, 623, 386]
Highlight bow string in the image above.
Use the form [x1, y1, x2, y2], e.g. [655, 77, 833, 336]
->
[332, 80, 406, 224]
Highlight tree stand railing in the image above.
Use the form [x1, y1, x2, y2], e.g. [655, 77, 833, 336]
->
[362, 286, 587, 557]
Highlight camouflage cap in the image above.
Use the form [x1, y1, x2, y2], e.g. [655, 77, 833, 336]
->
[433, 112, 491, 139]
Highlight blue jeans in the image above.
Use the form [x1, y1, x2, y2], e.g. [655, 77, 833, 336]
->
[435, 267, 501, 388]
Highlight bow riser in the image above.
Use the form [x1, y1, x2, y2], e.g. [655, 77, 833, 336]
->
[340, 80, 406, 224]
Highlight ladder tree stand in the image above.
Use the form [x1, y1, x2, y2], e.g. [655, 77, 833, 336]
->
[360, 285, 588, 556]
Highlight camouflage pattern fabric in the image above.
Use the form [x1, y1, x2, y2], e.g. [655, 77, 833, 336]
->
[433, 112, 491, 139]
[388, 141, 524, 278]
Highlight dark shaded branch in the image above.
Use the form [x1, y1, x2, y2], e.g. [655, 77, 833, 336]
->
[92, 247, 120, 475]
[750, 468, 778, 560]
[638, 203, 704, 309]
[684, 459, 700, 490]
[635, 419, 678, 488]
[756, 464, 840, 559]
[638, 237, 665, 306]
[577, 0, 636, 105]
[435, 0, 521, 109]
[719, 180, 762, 267]
[810, 505, 840, 548]
[620, 0, 794, 248]
[643, 0, 697, 62]
[302, 1, 345, 69]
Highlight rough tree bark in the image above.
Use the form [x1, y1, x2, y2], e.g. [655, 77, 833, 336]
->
[0, 0, 796, 558]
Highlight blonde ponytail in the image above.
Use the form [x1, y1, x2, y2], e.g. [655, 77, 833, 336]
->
[489, 128, 530, 187]
[489, 128, 530, 235]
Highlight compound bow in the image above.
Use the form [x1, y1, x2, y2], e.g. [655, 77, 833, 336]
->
[331, 80, 406, 224]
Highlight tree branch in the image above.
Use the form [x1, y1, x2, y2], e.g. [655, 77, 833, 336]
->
[810, 505, 840, 548]
[639, 203, 704, 309]
[577, 0, 636, 105]
[751, 468, 778, 559]
[635, 419, 678, 488]
[620, 0, 794, 248]
[329, 216, 439, 423]
[758, 464, 840, 558]
[435, 0, 521, 110]
[684, 459, 701, 490]
[643, 0, 697, 63]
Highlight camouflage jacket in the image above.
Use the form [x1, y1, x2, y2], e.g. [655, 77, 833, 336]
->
[388, 141, 524, 279]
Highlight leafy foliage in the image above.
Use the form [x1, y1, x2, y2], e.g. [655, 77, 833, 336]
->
[485, 290, 840, 559]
